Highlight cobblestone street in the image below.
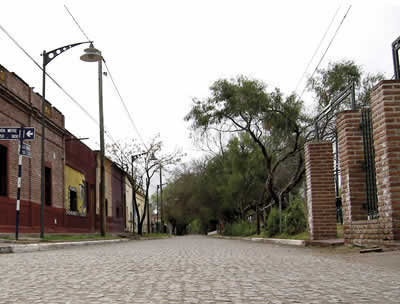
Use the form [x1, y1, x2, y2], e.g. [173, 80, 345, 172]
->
[1, 236, 399, 303]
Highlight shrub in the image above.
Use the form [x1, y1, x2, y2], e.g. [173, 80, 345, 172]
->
[223, 223, 232, 235]
[231, 221, 256, 236]
[285, 198, 307, 235]
[266, 207, 280, 237]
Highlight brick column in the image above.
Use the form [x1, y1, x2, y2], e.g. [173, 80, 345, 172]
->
[371, 80, 400, 240]
[337, 110, 367, 226]
[305, 142, 337, 240]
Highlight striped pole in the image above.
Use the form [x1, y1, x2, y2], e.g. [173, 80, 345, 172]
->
[15, 128, 23, 240]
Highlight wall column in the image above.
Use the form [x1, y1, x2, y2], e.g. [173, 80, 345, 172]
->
[305, 141, 337, 240]
[371, 80, 400, 240]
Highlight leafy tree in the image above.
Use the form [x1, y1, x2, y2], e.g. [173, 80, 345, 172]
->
[307, 60, 385, 140]
[185, 76, 309, 230]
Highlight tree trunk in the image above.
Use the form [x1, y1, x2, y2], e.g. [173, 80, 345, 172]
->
[256, 202, 260, 235]
[137, 222, 143, 236]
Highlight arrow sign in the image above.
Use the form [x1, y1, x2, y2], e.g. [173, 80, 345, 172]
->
[23, 128, 35, 140]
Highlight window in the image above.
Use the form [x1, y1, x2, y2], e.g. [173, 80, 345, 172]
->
[0, 145, 7, 196]
[69, 187, 77, 211]
[116, 206, 120, 218]
[45, 167, 52, 205]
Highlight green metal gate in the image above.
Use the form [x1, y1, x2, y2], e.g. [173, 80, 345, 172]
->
[361, 108, 379, 219]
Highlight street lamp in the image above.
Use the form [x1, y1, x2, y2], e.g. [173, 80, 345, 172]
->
[40, 41, 91, 238]
[80, 43, 104, 235]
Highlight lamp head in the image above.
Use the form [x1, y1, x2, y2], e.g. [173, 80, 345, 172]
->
[80, 43, 102, 62]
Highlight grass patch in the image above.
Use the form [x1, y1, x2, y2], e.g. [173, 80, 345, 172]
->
[140, 233, 170, 238]
[40, 234, 120, 242]
[270, 231, 310, 240]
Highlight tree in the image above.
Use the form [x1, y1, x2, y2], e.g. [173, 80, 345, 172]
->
[185, 76, 309, 232]
[107, 136, 182, 235]
[307, 60, 385, 140]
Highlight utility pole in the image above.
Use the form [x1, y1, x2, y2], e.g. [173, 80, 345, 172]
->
[159, 164, 163, 233]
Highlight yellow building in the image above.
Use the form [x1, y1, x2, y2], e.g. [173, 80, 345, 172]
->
[64, 165, 87, 215]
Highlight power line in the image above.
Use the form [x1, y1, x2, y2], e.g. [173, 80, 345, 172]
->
[0, 21, 117, 145]
[64, 5, 91, 42]
[102, 60, 149, 150]
[294, 4, 342, 94]
[64, 6, 149, 150]
[298, 5, 352, 101]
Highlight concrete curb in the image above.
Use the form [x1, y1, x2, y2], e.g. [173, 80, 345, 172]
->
[1, 239, 129, 254]
[211, 235, 306, 246]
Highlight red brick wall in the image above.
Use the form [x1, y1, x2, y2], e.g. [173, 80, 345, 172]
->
[0, 65, 67, 233]
[305, 141, 337, 240]
[371, 80, 400, 241]
[337, 111, 367, 223]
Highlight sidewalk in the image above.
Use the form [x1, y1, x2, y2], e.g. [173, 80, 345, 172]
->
[210, 234, 344, 247]
[0, 233, 171, 254]
[0, 238, 129, 254]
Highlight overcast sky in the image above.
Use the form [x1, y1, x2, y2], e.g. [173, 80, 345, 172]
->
[1, 0, 400, 189]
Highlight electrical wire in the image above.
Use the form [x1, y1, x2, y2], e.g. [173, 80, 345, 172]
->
[294, 4, 342, 94]
[102, 60, 149, 150]
[0, 22, 117, 145]
[298, 5, 352, 101]
[64, 5, 149, 150]
[64, 5, 91, 42]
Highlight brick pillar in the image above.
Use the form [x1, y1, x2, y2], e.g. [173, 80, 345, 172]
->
[371, 80, 400, 240]
[337, 110, 368, 228]
[305, 142, 337, 240]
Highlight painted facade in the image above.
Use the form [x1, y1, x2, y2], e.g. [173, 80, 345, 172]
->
[64, 165, 86, 215]
[64, 134, 96, 233]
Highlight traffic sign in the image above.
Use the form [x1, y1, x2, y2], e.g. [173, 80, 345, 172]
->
[19, 143, 31, 158]
[0, 127, 35, 140]
[22, 128, 35, 140]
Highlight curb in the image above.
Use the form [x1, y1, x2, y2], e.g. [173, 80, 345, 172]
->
[211, 235, 307, 246]
[0, 239, 129, 254]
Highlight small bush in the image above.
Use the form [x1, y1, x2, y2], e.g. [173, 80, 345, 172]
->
[285, 198, 306, 235]
[222, 221, 256, 236]
[266, 207, 280, 237]
[231, 221, 256, 236]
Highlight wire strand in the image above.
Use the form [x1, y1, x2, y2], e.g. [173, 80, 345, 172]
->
[294, 4, 342, 94]
[299, 5, 352, 101]
[64, 5, 91, 41]
[0, 21, 117, 145]
[102, 60, 149, 150]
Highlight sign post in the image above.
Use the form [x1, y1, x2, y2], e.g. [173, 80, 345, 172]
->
[0, 126, 35, 240]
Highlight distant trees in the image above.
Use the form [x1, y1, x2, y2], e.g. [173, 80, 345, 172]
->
[107, 135, 182, 235]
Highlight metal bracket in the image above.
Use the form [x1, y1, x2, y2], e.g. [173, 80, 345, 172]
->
[43, 41, 91, 66]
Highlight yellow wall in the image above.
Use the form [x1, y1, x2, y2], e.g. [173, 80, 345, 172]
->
[65, 165, 86, 214]
[96, 154, 113, 217]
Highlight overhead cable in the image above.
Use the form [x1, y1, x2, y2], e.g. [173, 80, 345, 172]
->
[298, 5, 352, 101]
[294, 4, 342, 94]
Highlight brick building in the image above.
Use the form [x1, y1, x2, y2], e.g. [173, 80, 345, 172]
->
[0, 64, 66, 233]
[64, 134, 97, 232]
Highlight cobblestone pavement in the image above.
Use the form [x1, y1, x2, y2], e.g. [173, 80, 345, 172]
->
[1, 236, 399, 303]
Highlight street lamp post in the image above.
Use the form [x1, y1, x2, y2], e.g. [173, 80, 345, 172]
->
[80, 44, 104, 235]
[40, 41, 91, 238]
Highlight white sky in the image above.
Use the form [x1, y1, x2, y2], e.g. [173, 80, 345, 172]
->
[1, 0, 400, 191]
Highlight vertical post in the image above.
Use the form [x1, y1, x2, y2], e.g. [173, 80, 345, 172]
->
[40, 52, 46, 238]
[15, 127, 24, 240]
[392, 36, 400, 80]
[159, 165, 163, 233]
[131, 158, 135, 233]
[146, 177, 150, 233]
[156, 185, 159, 233]
[98, 59, 106, 236]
